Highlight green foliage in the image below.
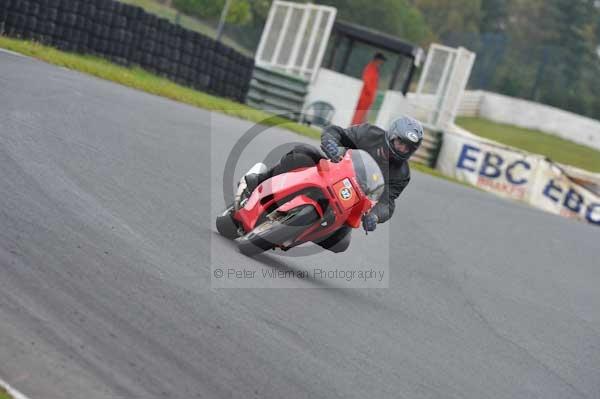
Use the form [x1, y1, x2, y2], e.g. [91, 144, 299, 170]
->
[0, 36, 469, 184]
[318, 0, 434, 44]
[146, 0, 600, 121]
[247, 0, 271, 22]
[227, 0, 251, 25]
[118, 0, 253, 53]
[172, 0, 251, 25]
[428, 0, 600, 121]
[0, 387, 12, 399]
[480, 0, 508, 32]
[413, 0, 482, 40]
[524, 0, 600, 118]
[0, 36, 319, 138]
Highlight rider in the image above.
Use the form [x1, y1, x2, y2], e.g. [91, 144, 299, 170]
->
[237, 116, 424, 252]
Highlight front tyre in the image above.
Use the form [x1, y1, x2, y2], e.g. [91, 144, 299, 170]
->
[237, 205, 320, 256]
[216, 206, 240, 239]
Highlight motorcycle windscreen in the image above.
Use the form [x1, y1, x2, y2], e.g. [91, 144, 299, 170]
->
[351, 150, 385, 201]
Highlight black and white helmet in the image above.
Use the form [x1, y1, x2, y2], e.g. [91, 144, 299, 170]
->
[385, 116, 424, 161]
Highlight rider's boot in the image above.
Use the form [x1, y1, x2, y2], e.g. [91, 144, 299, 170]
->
[244, 171, 269, 193]
[234, 163, 268, 210]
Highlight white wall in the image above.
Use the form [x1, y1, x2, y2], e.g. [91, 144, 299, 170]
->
[405, 92, 435, 121]
[434, 90, 600, 151]
[305, 69, 413, 128]
[406, 91, 483, 122]
[306, 71, 600, 151]
[456, 90, 483, 117]
[375, 90, 415, 129]
[304, 68, 363, 127]
[477, 91, 600, 151]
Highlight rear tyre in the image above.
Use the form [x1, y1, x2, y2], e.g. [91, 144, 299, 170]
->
[216, 206, 239, 239]
[237, 205, 320, 257]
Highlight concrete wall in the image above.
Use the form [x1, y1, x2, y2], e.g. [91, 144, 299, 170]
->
[446, 90, 600, 151]
[457, 91, 483, 117]
[306, 72, 600, 152]
[304, 68, 363, 127]
[375, 90, 416, 129]
[305, 69, 414, 128]
[406, 91, 483, 122]
[476, 91, 600, 151]
[405, 93, 435, 122]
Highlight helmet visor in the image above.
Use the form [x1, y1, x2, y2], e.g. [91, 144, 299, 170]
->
[391, 137, 412, 155]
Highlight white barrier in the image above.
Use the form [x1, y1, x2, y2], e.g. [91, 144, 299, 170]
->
[478, 91, 600, 151]
[457, 90, 483, 117]
[422, 90, 600, 151]
[437, 130, 600, 226]
[304, 68, 363, 127]
[375, 90, 415, 129]
[407, 91, 483, 121]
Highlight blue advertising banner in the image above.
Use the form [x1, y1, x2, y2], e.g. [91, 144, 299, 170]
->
[437, 131, 600, 226]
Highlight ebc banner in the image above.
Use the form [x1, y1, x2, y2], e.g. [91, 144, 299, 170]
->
[437, 133, 540, 202]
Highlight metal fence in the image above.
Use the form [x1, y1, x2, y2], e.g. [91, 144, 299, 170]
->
[246, 65, 309, 120]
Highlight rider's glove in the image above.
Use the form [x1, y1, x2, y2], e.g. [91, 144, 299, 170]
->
[321, 139, 343, 163]
[362, 212, 378, 233]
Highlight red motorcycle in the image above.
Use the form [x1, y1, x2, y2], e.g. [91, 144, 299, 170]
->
[216, 149, 384, 256]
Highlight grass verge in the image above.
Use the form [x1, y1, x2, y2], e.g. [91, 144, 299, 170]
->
[0, 385, 13, 399]
[0, 35, 320, 139]
[457, 116, 600, 173]
[0, 35, 469, 187]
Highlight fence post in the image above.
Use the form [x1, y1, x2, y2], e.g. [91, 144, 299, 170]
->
[215, 0, 232, 43]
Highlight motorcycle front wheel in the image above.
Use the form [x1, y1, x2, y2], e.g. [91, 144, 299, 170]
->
[216, 206, 240, 239]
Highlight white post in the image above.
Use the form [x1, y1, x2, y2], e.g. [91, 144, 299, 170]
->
[310, 8, 337, 82]
[300, 8, 324, 76]
[255, 1, 279, 65]
[215, 0, 232, 43]
[287, 4, 311, 74]
[271, 5, 293, 67]
[415, 48, 433, 94]
[431, 51, 455, 125]
[254, 1, 337, 80]
[444, 48, 476, 127]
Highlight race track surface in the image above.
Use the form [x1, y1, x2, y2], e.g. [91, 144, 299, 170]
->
[0, 51, 599, 399]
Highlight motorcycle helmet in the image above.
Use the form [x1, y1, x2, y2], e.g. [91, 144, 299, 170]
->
[385, 116, 424, 161]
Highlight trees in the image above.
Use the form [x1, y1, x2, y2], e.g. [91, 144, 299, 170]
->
[480, 0, 508, 33]
[318, 0, 433, 44]
[527, 0, 600, 115]
[172, 0, 251, 25]
[412, 0, 482, 40]
[164, 0, 600, 119]
[418, 0, 600, 120]
[170, 0, 433, 44]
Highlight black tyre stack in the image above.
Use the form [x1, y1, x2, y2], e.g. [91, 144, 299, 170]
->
[0, 0, 254, 102]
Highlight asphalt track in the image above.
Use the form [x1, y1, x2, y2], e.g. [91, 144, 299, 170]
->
[0, 50, 599, 399]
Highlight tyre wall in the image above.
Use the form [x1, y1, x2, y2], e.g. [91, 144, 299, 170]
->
[0, 0, 254, 102]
